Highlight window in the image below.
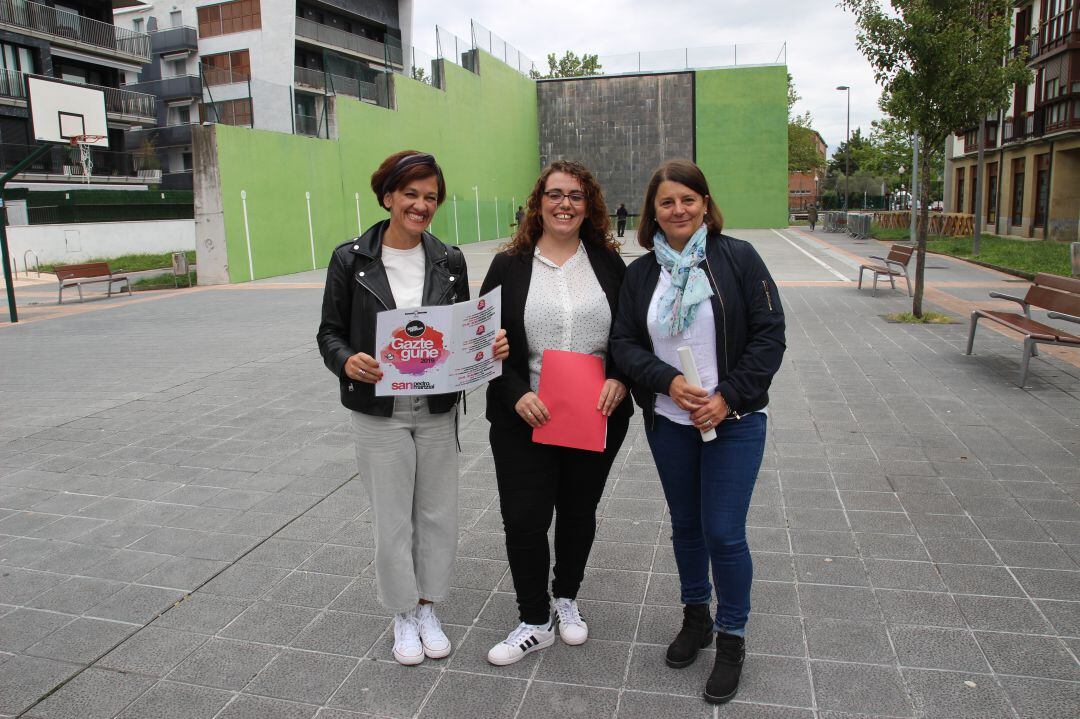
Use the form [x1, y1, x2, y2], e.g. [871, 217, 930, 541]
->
[968, 166, 977, 215]
[170, 10, 183, 28]
[167, 104, 191, 126]
[198, 0, 260, 38]
[202, 50, 250, 86]
[1011, 157, 1025, 226]
[0, 42, 36, 74]
[200, 98, 252, 126]
[132, 18, 144, 33]
[986, 162, 998, 224]
[955, 167, 965, 213]
[182, 152, 193, 171]
[1034, 153, 1050, 228]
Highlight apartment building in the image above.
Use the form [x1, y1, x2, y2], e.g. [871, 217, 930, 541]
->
[115, 0, 411, 180]
[788, 129, 827, 213]
[0, 0, 155, 182]
[946, 0, 1080, 241]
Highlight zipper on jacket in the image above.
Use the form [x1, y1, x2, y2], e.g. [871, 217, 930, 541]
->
[702, 256, 730, 376]
[762, 280, 774, 311]
[356, 262, 390, 311]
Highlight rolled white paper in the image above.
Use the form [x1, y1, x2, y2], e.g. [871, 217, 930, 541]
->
[677, 345, 717, 442]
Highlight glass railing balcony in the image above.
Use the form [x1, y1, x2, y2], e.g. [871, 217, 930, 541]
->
[295, 17, 402, 66]
[126, 74, 201, 100]
[295, 112, 320, 136]
[0, 67, 26, 99]
[293, 66, 377, 102]
[0, 71, 154, 121]
[0, 0, 151, 62]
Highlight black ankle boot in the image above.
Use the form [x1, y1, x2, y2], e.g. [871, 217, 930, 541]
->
[704, 631, 745, 704]
[665, 603, 713, 668]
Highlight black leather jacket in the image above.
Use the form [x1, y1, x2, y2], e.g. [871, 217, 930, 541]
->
[610, 232, 786, 425]
[317, 220, 469, 417]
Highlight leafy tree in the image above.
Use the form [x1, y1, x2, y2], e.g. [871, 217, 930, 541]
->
[842, 0, 1030, 317]
[828, 127, 872, 176]
[530, 51, 603, 79]
[787, 74, 825, 173]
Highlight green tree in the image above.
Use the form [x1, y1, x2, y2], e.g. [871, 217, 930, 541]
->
[530, 51, 603, 79]
[787, 74, 825, 173]
[842, 0, 1030, 317]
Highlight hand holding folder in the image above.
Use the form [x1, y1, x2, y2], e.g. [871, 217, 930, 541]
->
[532, 349, 607, 452]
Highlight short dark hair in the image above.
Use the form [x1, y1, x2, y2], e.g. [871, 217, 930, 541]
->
[370, 150, 446, 209]
[637, 159, 723, 250]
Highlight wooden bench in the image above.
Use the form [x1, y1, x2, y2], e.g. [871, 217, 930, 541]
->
[54, 262, 131, 304]
[858, 244, 914, 296]
[966, 273, 1080, 386]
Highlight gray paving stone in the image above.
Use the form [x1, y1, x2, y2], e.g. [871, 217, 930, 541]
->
[24, 617, 137, 664]
[245, 649, 357, 704]
[0, 655, 80, 715]
[625, 642, 713, 697]
[136, 557, 229, 590]
[166, 637, 279, 690]
[1011, 567, 1080, 600]
[200, 563, 289, 599]
[297, 545, 374, 577]
[328, 658, 439, 716]
[263, 571, 352, 608]
[85, 584, 184, 624]
[804, 618, 893, 663]
[865, 559, 947, 591]
[811, 660, 913, 716]
[516, 681, 618, 719]
[935, 563, 1024, 596]
[794, 555, 869, 586]
[856, 533, 930, 560]
[991, 540, 1079, 570]
[890, 626, 989, 672]
[291, 611, 385, 657]
[1035, 599, 1080, 636]
[97, 627, 208, 676]
[0, 608, 72, 652]
[797, 584, 882, 621]
[534, 638, 630, 688]
[154, 593, 250, 634]
[217, 695, 319, 719]
[26, 576, 126, 615]
[445, 626, 539, 679]
[418, 670, 527, 719]
[736, 653, 814, 708]
[974, 631, 1080, 681]
[1001, 675, 1080, 719]
[117, 680, 233, 719]
[954, 594, 1053, 633]
[902, 668, 1013, 719]
[23, 667, 154, 719]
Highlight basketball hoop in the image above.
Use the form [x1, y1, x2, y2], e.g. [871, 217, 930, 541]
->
[69, 135, 105, 183]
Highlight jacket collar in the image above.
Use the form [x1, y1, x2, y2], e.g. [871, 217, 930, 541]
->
[348, 219, 455, 309]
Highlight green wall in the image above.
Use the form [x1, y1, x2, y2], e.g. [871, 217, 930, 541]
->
[214, 52, 539, 282]
[695, 65, 789, 229]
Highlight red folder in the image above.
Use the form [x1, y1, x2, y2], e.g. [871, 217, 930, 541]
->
[532, 349, 607, 452]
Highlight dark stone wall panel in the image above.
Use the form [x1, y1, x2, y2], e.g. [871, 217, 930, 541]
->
[537, 73, 694, 213]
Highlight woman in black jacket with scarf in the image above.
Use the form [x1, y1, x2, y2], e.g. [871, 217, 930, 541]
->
[611, 160, 785, 704]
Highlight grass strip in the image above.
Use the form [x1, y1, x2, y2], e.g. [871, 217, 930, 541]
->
[132, 271, 197, 290]
[38, 250, 195, 274]
[871, 227, 1071, 277]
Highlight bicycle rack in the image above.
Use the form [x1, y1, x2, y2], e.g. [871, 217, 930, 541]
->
[23, 250, 40, 278]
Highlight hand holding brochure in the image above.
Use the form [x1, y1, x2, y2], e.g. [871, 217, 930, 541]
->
[532, 349, 607, 452]
[374, 288, 502, 396]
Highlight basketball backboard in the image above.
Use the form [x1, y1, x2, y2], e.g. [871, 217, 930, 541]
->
[26, 76, 108, 147]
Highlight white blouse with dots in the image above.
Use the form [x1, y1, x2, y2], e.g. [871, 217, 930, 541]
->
[523, 242, 611, 393]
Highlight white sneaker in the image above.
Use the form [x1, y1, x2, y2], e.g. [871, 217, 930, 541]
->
[392, 612, 424, 665]
[415, 603, 451, 659]
[553, 597, 588, 645]
[487, 620, 555, 666]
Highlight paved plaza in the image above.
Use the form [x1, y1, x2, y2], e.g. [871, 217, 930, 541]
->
[1, 228, 1078, 718]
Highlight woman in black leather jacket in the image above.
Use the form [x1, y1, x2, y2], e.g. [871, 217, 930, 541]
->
[317, 150, 507, 666]
[610, 159, 785, 704]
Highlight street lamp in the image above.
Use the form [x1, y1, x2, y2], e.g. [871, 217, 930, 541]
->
[836, 85, 850, 212]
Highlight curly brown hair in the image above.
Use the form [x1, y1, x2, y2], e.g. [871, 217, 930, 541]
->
[501, 161, 619, 255]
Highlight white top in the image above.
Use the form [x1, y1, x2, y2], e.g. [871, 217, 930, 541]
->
[382, 243, 425, 309]
[523, 242, 611, 392]
[648, 267, 719, 425]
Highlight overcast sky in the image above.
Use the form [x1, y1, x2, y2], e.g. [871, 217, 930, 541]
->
[411, 0, 883, 157]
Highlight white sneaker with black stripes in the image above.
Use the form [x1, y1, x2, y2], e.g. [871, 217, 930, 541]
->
[487, 619, 555, 666]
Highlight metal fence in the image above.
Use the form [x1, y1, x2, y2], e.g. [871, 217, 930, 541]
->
[596, 42, 787, 75]
[436, 26, 476, 72]
[27, 203, 193, 224]
[470, 20, 535, 77]
[0, 0, 151, 61]
[822, 211, 847, 233]
[847, 213, 873, 239]
[0, 142, 158, 180]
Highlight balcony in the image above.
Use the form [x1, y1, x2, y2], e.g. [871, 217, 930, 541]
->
[127, 74, 201, 101]
[295, 113, 320, 136]
[294, 66, 377, 103]
[295, 17, 402, 66]
[0, 0, 151, 64]
[0, 70, 155, 123]
[130, 123, 196, 147]
[150, 26, 197, 56]
[0, 141, 161, 183]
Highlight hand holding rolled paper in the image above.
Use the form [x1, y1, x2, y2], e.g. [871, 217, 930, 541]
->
[676, 346, 717, 442]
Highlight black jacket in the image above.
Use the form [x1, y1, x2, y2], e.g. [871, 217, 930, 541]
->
[317, 220, 469, 417]
[610, 232, 786, 424]
[480, 241, 634, 427]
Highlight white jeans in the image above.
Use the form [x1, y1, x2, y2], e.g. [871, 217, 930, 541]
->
[351, 397, 459, 613]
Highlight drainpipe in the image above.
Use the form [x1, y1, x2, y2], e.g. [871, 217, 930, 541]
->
[1044, 140, 1053, 240]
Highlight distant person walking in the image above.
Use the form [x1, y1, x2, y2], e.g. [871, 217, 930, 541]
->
[515, 205, 525, 228]
[806, 203, 818, 231]
[317, 150, 508, 666]
[616, 203, 628, 238]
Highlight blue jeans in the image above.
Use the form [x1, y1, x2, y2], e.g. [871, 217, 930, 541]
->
[645, 412, 767, 635]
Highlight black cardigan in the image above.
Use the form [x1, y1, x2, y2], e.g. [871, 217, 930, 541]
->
[480, 241, 634, 426]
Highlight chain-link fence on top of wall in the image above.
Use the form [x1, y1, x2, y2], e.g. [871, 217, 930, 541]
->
[597, 42, 787, 74]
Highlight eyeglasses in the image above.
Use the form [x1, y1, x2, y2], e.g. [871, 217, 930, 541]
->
[543, 190, 586, 205]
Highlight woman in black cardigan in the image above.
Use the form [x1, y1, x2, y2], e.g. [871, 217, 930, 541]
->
[480, 161, 633, 666]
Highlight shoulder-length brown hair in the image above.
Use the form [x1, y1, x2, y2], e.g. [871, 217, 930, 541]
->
[637, 159, 723, 250]
[502, 161, 619, 255]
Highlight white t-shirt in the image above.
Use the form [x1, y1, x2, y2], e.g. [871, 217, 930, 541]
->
[523, 243, 611, 393]
[648, 267, 719, 425]
[382, 243, 425, 309]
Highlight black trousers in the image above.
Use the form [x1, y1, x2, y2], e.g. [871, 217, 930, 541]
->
[617, 220, 627, 237]
[490, 414, 630, 624]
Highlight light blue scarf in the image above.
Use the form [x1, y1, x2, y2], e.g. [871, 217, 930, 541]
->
[653, 224, 714, 336]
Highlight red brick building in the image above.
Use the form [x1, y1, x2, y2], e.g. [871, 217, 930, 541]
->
[789, 130, 827, 214]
